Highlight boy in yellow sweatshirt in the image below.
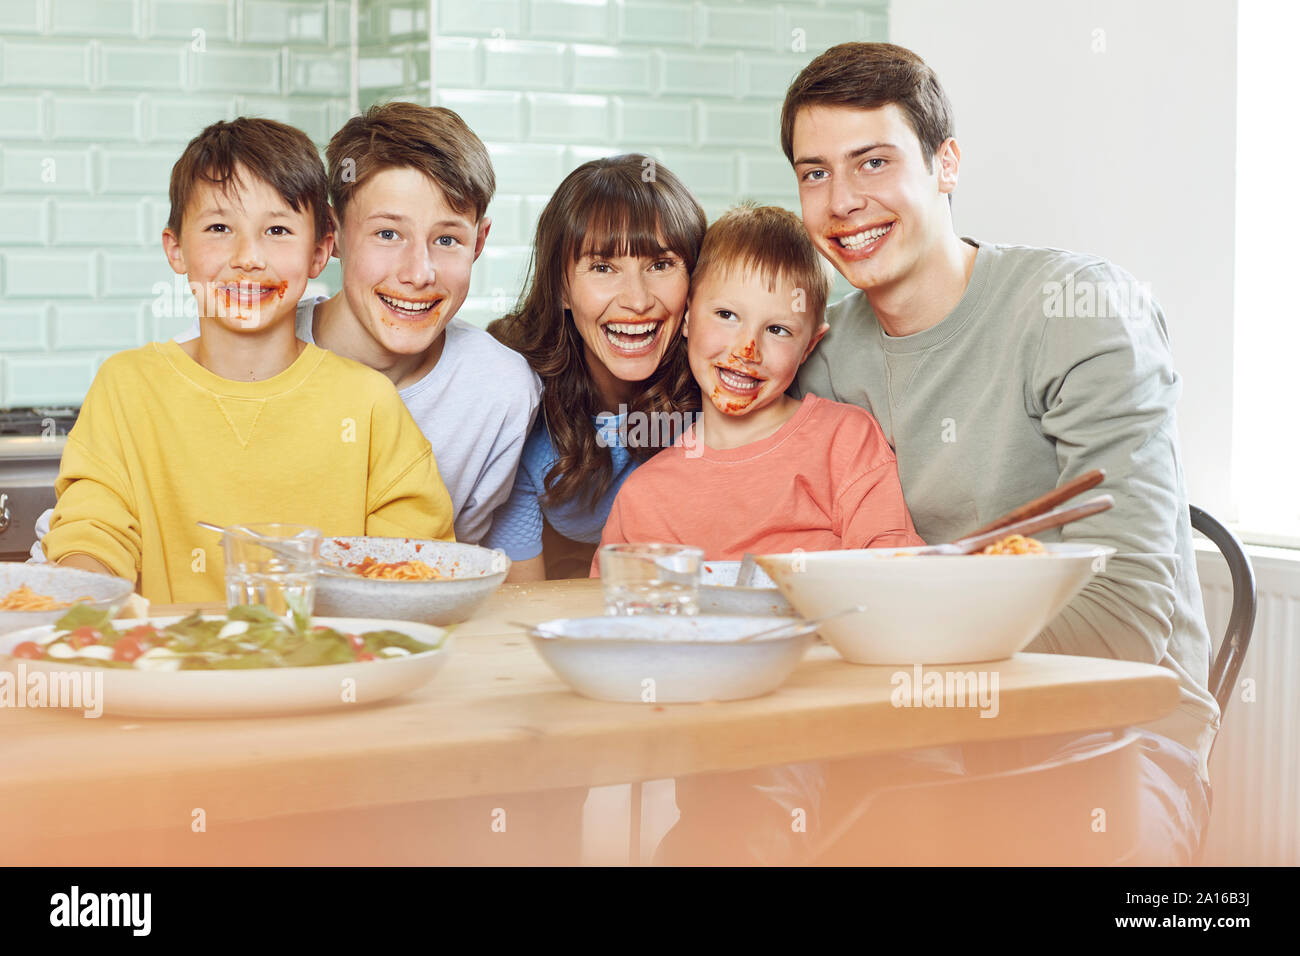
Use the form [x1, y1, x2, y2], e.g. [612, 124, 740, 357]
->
[43, 118, 455, 602]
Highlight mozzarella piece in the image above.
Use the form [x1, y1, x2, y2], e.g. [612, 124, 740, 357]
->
[133, 647, 181, 671]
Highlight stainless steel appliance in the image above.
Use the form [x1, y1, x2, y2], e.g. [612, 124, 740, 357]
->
[0, 408, 77, 562]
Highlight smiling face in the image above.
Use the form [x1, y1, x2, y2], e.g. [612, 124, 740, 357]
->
[336, 166, 488, 356]
[792, 103, 957, 294]
[563, 244, 690, 386]
[685, 265, 828, 418]
[161, 164, 331, 331]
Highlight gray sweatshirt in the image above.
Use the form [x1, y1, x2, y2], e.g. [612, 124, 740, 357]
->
[795, 238, 1220, 781]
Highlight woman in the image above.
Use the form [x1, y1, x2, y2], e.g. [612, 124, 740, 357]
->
[487, 155, 707, 580]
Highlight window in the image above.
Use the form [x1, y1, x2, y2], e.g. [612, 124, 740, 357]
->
[1232, 0, 1300, 543]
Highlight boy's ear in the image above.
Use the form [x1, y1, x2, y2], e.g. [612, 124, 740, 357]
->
[473, 217, 491, 261]
[802, 321, 829, 361]
[327, 205, 344, 260]
[936, 137, 962, 195]
[308, 231, 336, 279]
[161, 228, 186, 275]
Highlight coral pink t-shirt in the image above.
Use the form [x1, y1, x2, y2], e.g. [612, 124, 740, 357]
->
[592, 394, 925, 574]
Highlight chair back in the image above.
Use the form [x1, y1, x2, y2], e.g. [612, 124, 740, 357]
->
[1190, 505, 1258, 721]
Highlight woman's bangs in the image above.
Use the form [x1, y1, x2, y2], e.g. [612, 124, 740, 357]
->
[571, 200, 661, 263]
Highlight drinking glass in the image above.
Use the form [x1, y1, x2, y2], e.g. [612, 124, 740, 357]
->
[222, 523, 321, 627]
[599, 543, 703, 616]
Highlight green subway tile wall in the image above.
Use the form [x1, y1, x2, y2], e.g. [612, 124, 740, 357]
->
[0, 0, 887, 406]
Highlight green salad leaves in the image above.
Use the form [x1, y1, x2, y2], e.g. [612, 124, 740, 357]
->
[32, 604, 442, 670]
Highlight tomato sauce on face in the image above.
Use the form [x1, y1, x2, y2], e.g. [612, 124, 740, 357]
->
[378, 299, 444, 331]
[709, 385, 756, 415]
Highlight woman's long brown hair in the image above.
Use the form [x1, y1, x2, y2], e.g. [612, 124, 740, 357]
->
[489, 155, 706, 509]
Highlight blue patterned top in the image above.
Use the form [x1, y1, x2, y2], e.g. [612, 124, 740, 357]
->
[483, 411, 639, 561]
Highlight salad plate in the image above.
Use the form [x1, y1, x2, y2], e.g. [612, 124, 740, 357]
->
[0, 605, 451, 718]
[698, 560, 794, 616]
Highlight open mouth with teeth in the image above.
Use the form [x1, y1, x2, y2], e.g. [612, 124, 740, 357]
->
[715, 365, 763, 395]
[601, 318, 665, 356]
[377, 290, 445, 326]
[830, 221, 896, 260]
[216, 280, 288, 309]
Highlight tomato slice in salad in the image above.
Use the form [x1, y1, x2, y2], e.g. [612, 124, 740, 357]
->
[111, 635, 147, 663]
[67, 626, 102, 650]
[11, 641, 42, 659]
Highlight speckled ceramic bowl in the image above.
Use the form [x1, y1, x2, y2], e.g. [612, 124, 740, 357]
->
[314, 537, 509, 626]
[0, 562, 134, 635]
[698, 560, 794, 616]
[526, 614, 813, 703]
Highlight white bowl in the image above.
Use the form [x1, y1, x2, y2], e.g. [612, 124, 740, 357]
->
[527, 615, 812, 703]
[757, 543, 1115, 665]
[0, 562, 134, 635]
[0, 615, 450, 718]
[314, 537, 508, 626]
[698, 561, 794, 616]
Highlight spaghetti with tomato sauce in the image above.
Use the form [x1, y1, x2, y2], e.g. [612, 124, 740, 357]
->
[0, 585, 94, 612]
[343, 557, 453, 580]
[979, 534, 1046, 555]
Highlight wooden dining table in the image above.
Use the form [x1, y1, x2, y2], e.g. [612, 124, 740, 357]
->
[0, 579, 1181, 865]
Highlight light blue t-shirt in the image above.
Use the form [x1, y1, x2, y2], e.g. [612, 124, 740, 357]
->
[484, 411, 639, 561]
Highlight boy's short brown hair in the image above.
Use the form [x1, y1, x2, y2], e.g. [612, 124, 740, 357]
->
[325, 101, 495, 225]
[167, 117, 332, 241]
[691, 203, 831, 328]
[780, 42, 954, 173]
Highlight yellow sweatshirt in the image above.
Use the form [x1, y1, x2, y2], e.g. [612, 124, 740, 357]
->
[43, 340, 455, 603]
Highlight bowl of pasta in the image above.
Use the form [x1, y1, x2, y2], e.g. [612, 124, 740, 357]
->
[313, 537, 509, 626]
[756, 539, 1116, 665]
[0, 562, 135, 635]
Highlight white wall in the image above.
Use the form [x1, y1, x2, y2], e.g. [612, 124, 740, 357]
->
[889, 0, 1236, 518]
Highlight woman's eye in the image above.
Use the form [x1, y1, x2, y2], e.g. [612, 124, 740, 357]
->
[650, 258, 676, 271]
[377, 229, 398, 240]
[592, 261, 612, 273]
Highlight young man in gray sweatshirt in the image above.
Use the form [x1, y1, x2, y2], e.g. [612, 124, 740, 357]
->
[784, 41, 1218, 863]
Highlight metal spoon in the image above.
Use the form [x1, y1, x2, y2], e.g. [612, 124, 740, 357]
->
[735, 553, 760, 587]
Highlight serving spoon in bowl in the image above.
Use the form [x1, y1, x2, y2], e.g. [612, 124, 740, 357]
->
[196, 521, 360, 578]
[913, 494, 1114, 556]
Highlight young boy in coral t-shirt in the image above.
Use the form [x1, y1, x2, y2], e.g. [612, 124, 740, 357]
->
[593, 202, 924, 570]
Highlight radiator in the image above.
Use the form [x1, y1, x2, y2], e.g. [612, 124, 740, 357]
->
[1198, 545, 1300, 866]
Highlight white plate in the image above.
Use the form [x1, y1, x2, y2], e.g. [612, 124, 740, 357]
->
[0, 616, 450, 718]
